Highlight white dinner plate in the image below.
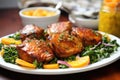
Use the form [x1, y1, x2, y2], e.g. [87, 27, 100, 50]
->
[0, 33, 120, 75]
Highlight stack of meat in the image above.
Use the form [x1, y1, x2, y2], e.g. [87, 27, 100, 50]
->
[17, 21, 102, 63]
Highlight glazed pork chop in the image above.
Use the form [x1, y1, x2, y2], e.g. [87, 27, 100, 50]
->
[72, 27, 102, 46]
[46, 22, 102, 57]
[46, 22, 83, 58]
[17, 38, 54, 63]
[20, 24, 44, 41]
[46, 21, 72, 35]
[49, 31, 83, 58]
[17, 21, 102, 60]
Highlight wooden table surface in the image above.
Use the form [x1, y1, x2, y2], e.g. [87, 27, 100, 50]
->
[0, 8, 120, 80]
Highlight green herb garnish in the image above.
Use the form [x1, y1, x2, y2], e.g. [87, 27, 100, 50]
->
[59, 64, 69, 69]
[33, 60, 43, 69]
[9, 32, 20, 40]
[58, 32, 64, 41]
[49, 57, 58, 64]
[81, 36, 119, 63]
[3, 47, 18, 64]
[62, 55, 76, 62]
[0, 43, 3, 50]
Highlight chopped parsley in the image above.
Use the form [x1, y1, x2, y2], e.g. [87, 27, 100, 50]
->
[49, 57, 58, 64]
[9, 32, 20, 40]
[0, 43, 3, 50]
[59, 64, 69, 69]
[62, 55, 76, 62]
[58, 32, 74, 41]
[3, 47, 18, 64]
[33, 60, 43, 69]
[81, 36, 119, 63]
[58, 32, 65, 41]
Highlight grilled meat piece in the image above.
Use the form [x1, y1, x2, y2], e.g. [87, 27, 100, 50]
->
[17, 38, 54, 63]
[18, 21, 102, 59]
[72, 27, 102, 46]
[50, 31, 83, 58]
[20, 24, 44, 41]
[46, 21, 72, 35]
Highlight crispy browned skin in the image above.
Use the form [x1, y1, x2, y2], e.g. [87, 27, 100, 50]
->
[47, 22, 83, 58]
[17, 39, 54, 63]
[18, 22, 102, 60]
[47, 21, 72, 36]
[72, 27, 102, 46]
[50, 31, 83, 58]
[20, 24, 44, 41]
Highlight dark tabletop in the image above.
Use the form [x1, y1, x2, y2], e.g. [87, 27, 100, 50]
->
[0, 8, 120, 80]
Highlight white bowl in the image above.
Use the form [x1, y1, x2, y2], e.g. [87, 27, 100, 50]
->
[19, 7, 61, 29]
[69, 14, 98, 29]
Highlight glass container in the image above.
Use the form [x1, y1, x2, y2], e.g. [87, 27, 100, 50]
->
[99, 0, 120, 37]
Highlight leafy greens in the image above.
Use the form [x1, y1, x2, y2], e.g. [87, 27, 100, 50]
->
[81, 36, 119, 63]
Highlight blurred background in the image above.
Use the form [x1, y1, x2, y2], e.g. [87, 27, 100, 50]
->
[0, 0, 18, 9]
[0, 0, 102, 11]
[0, 0, 102, 36]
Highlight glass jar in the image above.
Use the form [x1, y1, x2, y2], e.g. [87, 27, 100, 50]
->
[99, 0, 120, 37]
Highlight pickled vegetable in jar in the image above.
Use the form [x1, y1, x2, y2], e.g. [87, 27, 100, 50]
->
[99, 0, 120, 37]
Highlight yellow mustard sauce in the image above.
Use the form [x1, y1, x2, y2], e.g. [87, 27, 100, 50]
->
[99, 0, 120, 37]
